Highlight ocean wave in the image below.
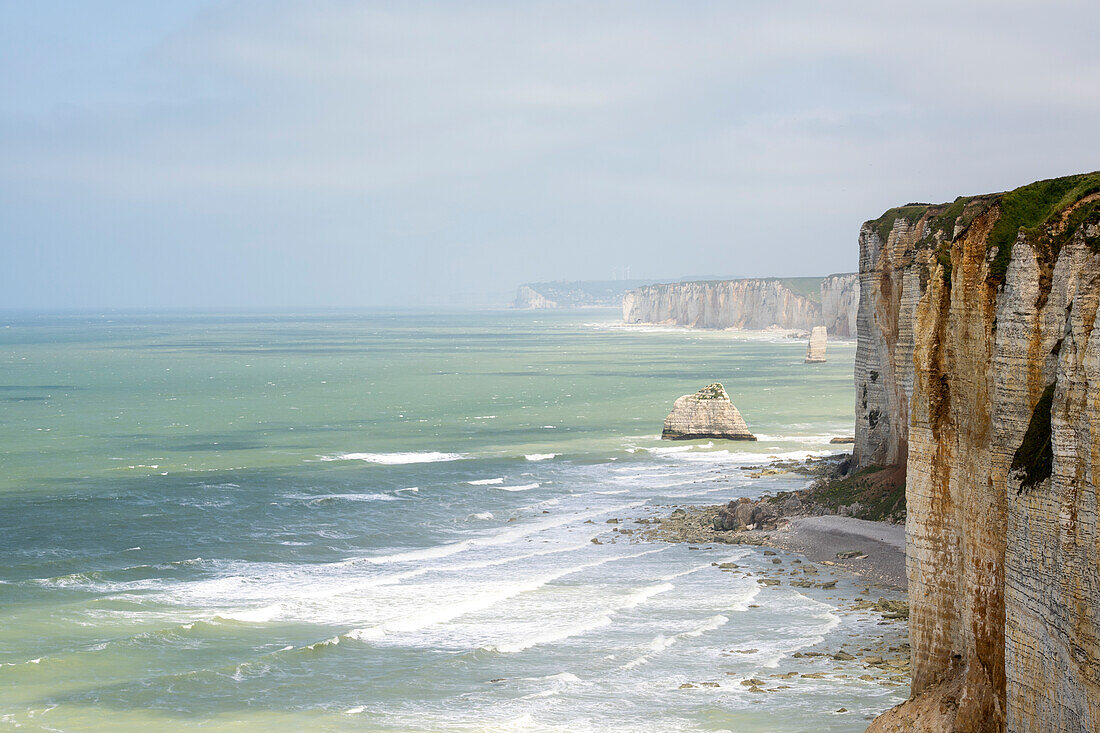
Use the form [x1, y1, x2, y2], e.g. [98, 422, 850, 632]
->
[484, 581, 673, 654]
[621, 614, 730, 669]
[346, 548, 664, 642]
[493, 483, 540, 492]
[353, 501, 638, 564]
[319, 452, 466, 464]
[752, 433, 846, 444]
[485, 615, 615, 654]
[524, 453, 558, 461]
[665, 448, 835, 464]
[304, 493, 400, 504]
[467, 477, 504, 485]
[640, 444, 699, 455]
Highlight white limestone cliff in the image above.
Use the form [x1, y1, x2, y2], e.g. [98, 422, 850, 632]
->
[623, 275, 859, 337]
[805, 326, 827, 363]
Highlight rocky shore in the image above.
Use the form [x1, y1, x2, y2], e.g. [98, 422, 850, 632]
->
[583, 452, 914, 716]
[635, 480, 907, 590]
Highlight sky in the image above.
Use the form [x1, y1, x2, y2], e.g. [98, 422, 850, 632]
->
[2, 0, 1099, 309]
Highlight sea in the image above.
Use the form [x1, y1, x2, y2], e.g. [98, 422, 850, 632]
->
[0, 309, 907, 732]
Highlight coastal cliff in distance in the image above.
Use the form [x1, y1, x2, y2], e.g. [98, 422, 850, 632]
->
[512, 280, 658, 309]
[622, 274, 859, 337]
[857, 173, 1100, 733]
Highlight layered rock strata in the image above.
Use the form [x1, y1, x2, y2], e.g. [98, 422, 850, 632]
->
[856, 172, 1100, 733]
[661, 383, 756, 441]
[805, 326, 827, 363]
[821, 273, 860, 338]
[622, 275, 859, 337]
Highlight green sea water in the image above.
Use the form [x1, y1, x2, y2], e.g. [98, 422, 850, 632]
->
[0, 310, 906, 732]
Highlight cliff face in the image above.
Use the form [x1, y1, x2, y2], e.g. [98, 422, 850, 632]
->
[513, 285, 558, 309]
[821, 272, 860, 338]
[512, 280, 657, 309]
[622, 274, 859, 336]
[858, 173, 1100, 733]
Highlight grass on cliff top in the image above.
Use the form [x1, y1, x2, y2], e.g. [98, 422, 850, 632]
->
[771, 277, 825, 303]
[674, 276, 826, 302]
[871, 204, 933, 244]
[868, 172, 1100, 284]
[987, 171, 1100, 281]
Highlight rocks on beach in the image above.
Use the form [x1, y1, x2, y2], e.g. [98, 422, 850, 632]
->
[662, 383, 756, 441]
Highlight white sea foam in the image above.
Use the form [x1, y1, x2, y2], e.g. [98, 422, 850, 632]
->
[493, 483, 540, 492]
[359, 503, 646, 565]
[467, 512, 494, 521]
[752, 433, 842, 443]
[641, 444, 697, 455]
[665, 448, 835, 463]
[621, 613, 730, 669]
[487, 615, 615, 654]
[485, 581, 673, 654]
[320, 452, 466, 464]
[524, 453, 558, 461]
[306, 493, 398, 504]
[467, 477, 505, 485]
[346, 548, 664, 642]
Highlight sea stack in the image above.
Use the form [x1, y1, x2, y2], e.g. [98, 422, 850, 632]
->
[662, 383, 756, 441]
[805, 326, 827, 363]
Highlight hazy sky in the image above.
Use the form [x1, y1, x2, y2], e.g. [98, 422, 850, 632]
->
[2, 1, 1099, 308]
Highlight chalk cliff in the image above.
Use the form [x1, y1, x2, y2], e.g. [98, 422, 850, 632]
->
[805, 326, 827, 363]
[623, 275, 859, 337]
[513, 285, 558, 309]
[513, 280, 657, 309]
[662, 383, 756, 441]
[857, 173, 1100, 733]
[821, 273, 859, 338]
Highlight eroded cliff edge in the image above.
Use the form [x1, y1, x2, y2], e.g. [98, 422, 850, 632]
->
[622, 274, 859, 337]
[858, 172, 1100, 733]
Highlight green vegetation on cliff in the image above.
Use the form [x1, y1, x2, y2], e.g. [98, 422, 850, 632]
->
[871, 204, 933, 243]
[1011, 382, 1055, 491]
[988, 172, 1100, 281]
[775, 464, 907, 523]
[867, 172, 1100, 285]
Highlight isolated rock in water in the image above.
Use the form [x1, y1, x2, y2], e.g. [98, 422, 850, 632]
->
[662, 383, 756, 441]
[805, 326, 827, 363]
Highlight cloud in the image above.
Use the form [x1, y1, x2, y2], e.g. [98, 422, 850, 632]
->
[1, 0, 1099, 307]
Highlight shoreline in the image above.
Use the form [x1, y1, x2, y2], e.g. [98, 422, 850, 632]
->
[633, 459, 907, 590]
[593, 456, 914, 708]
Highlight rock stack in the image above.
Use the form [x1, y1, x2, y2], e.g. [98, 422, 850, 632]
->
[661, 383, 756, 441]
[805, 326, 827, 363]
